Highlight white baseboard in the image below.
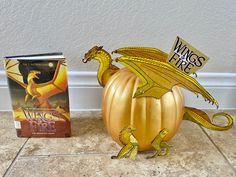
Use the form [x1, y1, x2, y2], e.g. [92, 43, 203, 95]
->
[1, 71, 236, 111]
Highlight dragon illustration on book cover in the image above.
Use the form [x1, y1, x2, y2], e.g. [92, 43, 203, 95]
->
[5, 59, 68, 109]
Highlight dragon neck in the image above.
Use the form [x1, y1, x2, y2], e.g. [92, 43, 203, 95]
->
[27, 76, 36, 85]
[94, 49, 112, 86]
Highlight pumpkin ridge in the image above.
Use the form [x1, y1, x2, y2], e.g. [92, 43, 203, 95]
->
[108, 73, 132, 137]
[103, 81, 115, 131]
[123, 74, 138, 129]
[145, 98, 151, 143]
[160, 96, 163, 133]
[130, 75, 140, 126]
[103, 88, 114, 135]
[104, 72, 127, 135]
[175, 87, 185, 126]
[143, 97, 147, 142]
[172, 88, 178, 134]
[103, 70, 122, 97]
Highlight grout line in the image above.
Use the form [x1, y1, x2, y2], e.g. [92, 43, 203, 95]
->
[200, 126, 236, 174]
[19, 152, 116, 159]
[3, 138, 29, 177]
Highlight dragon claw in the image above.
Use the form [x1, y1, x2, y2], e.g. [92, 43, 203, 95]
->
[146, 151, 160, 159]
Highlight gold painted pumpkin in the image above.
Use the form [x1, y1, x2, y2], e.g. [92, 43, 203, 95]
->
[102, 68, 185, 151]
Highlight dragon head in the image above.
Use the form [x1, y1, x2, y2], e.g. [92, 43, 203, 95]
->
[121, 125, 136, 134]
[28, 70, 41, 81]
[127, 126, 136, 133]
[159, 129, 169, 138]
[82, 46, 104, 63]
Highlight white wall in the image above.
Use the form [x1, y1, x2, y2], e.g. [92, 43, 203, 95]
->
[0, 0, 235, 72]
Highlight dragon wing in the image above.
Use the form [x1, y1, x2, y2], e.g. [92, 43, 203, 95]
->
[112, 47, 168, 62]
[4, 59, 27, 88]
[36, 60, 68, 99]
[115, 56, 218, 108]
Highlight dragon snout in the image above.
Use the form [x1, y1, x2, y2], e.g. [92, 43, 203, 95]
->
[35, 75, 40, 79]
[82, 58, 88, 63]
[127, 126, 136, 132]
[33, 71, 41, 79]
[82, 56, 92, 63]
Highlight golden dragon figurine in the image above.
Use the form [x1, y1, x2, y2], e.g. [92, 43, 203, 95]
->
[83, 46, 233, 159]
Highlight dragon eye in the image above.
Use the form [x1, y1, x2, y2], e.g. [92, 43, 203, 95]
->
[48, 62, 54, 67]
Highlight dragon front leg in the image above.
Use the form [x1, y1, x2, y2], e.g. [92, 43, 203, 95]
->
[111, 143, 133, 159]
[24, 93, 30, 103]
[111, 126, 139, 160]
[127, 144, 138, 159]
[147, 128, 170, 159]
[111, 142, 138, 159]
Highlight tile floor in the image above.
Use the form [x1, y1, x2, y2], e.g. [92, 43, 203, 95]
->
[0, 111, 236, 177]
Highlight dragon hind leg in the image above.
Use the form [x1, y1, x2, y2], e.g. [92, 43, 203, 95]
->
[147, 128, 170, 159]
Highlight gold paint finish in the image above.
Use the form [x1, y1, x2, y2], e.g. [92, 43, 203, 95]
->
[102, 68, 185, 151]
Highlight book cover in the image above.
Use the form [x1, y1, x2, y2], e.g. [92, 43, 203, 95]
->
[4, 53, 71, 137]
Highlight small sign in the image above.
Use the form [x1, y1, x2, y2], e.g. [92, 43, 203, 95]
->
[167, 36, 209, 74]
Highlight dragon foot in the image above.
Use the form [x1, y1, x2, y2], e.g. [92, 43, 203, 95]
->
[111, 126, 138, 160]
[147, 128, 170, 159]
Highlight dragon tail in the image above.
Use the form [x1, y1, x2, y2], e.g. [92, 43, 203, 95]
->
[183, 107, 233, 131]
